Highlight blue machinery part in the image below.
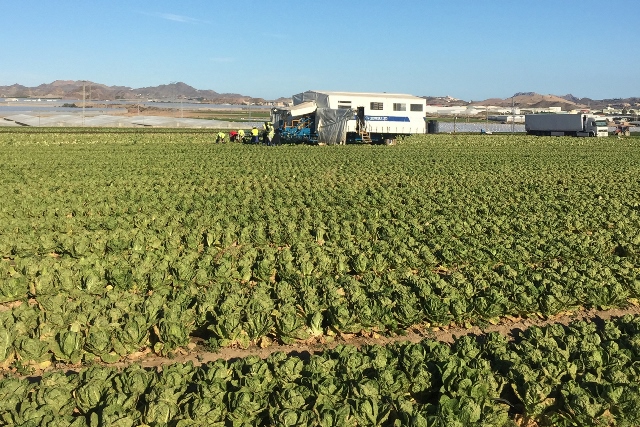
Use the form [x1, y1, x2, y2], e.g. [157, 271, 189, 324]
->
[277, 116, 318, 144]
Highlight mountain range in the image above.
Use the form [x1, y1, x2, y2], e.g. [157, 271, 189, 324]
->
[425, 92, 639, 110]
[0, 80, 638, 110]
[0, 81, 268, 105]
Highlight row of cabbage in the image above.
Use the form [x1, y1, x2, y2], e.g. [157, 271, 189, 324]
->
[2, 315, 640, 426]
[1, 135, 639, 365]
[1, 261, 639, 368]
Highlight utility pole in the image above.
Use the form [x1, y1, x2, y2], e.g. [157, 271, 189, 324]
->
[511, 96, 515, 134]
[82, 81, 86, 127]
[173, 82, 183, 118]
[170, 81, 178, 125]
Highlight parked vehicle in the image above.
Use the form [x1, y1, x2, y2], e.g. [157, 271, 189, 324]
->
[271, 91, 427, 145]
[614, 124, 632, 136]
[525, 113, 609, 137]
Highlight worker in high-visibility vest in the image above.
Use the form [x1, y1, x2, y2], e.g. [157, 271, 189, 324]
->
[265, 122, 275, 146]
[216, 131, 226, 144]
[251, 126, 259, 144]
[237, 129, 245, 143]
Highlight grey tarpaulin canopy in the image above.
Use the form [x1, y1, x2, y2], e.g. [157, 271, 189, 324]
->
[292, 92, 330, 108]
[315, 108, 352, 145]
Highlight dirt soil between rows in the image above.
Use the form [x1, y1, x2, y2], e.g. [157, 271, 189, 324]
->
[17, 303, 640, 376]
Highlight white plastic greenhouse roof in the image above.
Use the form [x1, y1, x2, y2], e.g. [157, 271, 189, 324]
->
[0, 117, 21, 126]
[0, 113, 263, 129]
[4, 114, 36, 125]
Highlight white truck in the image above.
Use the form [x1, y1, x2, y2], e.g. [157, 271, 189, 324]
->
[525, 113, 609, 137]
[272, 91, 427, 145]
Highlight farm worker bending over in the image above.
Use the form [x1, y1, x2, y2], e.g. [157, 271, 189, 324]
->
[229, 130, 238, 142]
[237, 129, 245, 143]
[251, 126, 259, 144]
[216, 131, 226, 144]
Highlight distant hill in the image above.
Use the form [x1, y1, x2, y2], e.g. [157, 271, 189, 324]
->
[471, 93, 582, 110]
[472, 93, 639, 110]
[422, 96, 469, 107]
[560, 94, 640, 109]
[0, 80, 263, 104]
[1, 81, 637, 109]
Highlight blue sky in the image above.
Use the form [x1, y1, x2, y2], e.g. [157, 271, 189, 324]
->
[1, 0, 637, 100]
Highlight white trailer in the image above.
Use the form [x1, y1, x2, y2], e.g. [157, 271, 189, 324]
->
[272, 90, 427, 144]
[525, 113, 609, 137]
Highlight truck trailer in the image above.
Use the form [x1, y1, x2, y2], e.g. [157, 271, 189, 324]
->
[271, 91, 427, 145]
[525, 113, 609, 137]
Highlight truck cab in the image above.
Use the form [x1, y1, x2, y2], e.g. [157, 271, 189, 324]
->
[582, 116, 609, 137]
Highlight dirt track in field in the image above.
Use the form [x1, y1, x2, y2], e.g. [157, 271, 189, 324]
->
[143, 304, 640, 368]
[21, 303, 639, 375]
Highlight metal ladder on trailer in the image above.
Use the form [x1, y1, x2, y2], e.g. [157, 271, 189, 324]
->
[357, 119, 373, 143]
[356, 108, 372, 143]
[359, 129, 372, 144]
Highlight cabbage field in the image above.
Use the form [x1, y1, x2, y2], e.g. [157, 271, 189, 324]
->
[1, 131, 640, 426]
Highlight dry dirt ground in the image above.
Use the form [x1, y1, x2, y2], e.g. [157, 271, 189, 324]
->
[17, 303, 640, 375]
[135, 304, 640, 370]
